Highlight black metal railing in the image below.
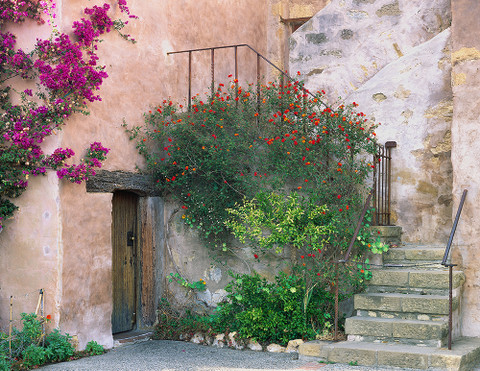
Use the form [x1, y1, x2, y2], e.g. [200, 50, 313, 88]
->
[373, 141, 397, 226]
[167, 43, 326, 110]
[442, 189, 467, 350]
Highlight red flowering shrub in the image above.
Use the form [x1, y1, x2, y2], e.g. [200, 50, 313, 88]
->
[133, 80, 377, 249]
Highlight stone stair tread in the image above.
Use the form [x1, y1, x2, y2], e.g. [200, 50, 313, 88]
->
[346, 316, 447, 326]
[356, 292, 449, 300]
[298, 337, 480, 370]
[369, 269, 465, 290]
[354, 292, 455, 314]
[345, 316, 447, 342]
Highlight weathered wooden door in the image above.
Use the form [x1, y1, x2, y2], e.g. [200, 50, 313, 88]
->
[112, 191, 138, 334]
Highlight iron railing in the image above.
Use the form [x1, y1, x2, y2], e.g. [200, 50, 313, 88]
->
[373, 141, 397, 226]
[442, 189, 467, 350]
[333, 192, 373, 340]
[167, 43, 326, 110]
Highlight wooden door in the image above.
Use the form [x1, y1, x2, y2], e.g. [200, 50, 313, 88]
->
[112, 191, 138, 334]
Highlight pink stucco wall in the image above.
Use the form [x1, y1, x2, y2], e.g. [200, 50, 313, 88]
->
[0, 0, 298, 349]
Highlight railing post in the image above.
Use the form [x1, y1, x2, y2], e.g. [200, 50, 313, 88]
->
[188, 51, 192, 111]
[211, 48, 215, 97]
[448, 264, 454, 350]
[334, 262, 339, 341]
[256, 53, 261, 114]
[234, 46, 238, 104]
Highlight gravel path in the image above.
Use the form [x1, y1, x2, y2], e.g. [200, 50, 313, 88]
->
[38, 339, 448, 371]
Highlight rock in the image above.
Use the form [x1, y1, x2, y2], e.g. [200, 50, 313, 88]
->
[212, 334, 225, 348]
[246, 339, 263, 351]
[266, 343, 286, 353]
[227, 331, 244, 350]
[190, 332, 204, 344]
[204, 335, 213, 346]
[285, 339, 304, 353]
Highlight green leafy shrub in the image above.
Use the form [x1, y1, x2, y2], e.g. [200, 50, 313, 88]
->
[212, 272, 334, 345]
[22, 345, 48, 369]
[44, 329, 74, 362]
[85, 341, 105, 356]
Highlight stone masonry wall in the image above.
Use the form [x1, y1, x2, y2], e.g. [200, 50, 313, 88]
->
[290, 0, 453, 243]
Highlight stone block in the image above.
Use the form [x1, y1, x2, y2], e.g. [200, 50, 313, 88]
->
[401, 295, 452, 314]
[370, 270, 408, 286]
[430, 354, 462, 370]
[409, 270, 464, 289]
[383, 249, 405, 261]
[377, 350, 428, 369]
[345, 317, 393, 337]
[392, 320, 447, 340]
[328, 346, 376, 366]
[354, 293, 402, 312]
[404, 248, 444, 261]
[298, 340, 329, 358]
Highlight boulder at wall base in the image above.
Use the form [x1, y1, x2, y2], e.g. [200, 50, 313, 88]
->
[286, 339, 304, 353]
[227, 331, 244, 350]
[212, 333, 225, 348]
[267, 343, 286, 353]
[247, 339, 263, 351]
[190, 332, 204, 344]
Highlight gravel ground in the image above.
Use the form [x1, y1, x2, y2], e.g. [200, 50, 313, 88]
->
[38, 339, 451, 371]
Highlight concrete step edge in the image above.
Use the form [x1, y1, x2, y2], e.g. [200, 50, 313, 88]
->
[298, 337, 480, 370]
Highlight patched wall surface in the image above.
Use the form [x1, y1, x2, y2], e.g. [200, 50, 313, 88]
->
[290, 0, 453, 243]
[0, 0, 311, 350]
[290, 0, 451, 102]
[450, 0, 480, 338]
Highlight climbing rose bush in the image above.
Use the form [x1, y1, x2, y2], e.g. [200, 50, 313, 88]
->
[0, 0, 135, 229]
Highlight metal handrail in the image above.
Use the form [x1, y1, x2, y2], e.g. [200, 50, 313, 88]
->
[441, 189, 467, 350]
[442, 189, 467, 266]
[167, 43, 327, 109]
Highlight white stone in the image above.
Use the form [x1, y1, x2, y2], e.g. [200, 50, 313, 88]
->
[285, 339, 304, 353]
[190, 332, 204, 344]
[246, 339, 263, 351]
[266, 343, 286, 353]
[212, 334, 225, 348]
[227, 331, 244, 349]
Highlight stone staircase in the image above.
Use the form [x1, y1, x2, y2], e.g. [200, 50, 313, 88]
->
[298, 241, 480, 370]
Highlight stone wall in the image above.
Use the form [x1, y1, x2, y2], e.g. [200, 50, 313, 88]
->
[290, 0, 453, 243]
[450, 0, 480, 338]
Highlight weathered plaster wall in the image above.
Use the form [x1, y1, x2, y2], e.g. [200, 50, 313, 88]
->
[54, 0, 275, 349]
[450, 0, 480, 338]
[290, 0, 451, 102]
[0, 21, 61, 333]
[0, 0, 288, 349]
[266, 0, 330, 76]
[290, 0, 453, 243]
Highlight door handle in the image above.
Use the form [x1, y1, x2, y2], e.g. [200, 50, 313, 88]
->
[127, 231, 135, 246]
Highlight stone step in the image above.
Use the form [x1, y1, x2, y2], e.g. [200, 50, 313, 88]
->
[368, 269, 465, 294]
[384, 245, 445, 263]
[298, 337, 480, 370]
[354, 292, 458, 316]
[345, 316, 447, 346]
